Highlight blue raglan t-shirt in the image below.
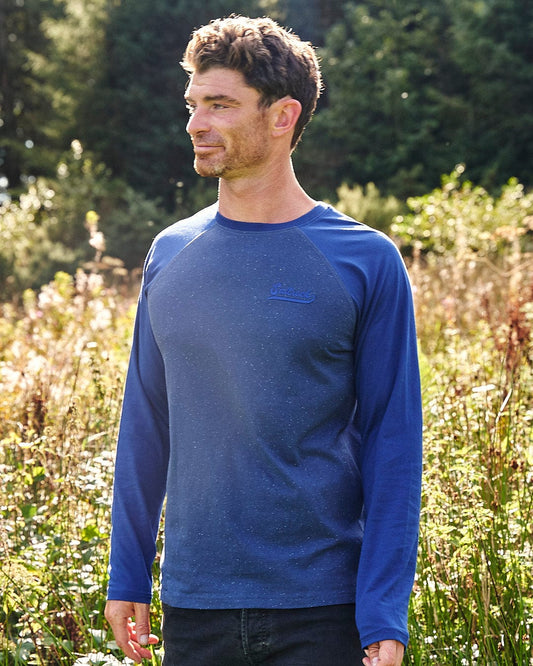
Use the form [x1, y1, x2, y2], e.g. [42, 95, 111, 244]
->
[107, 201, 423, 649]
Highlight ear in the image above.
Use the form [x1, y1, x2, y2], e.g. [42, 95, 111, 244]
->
[270, 97, 302, 139]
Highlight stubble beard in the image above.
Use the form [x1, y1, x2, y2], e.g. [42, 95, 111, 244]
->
[193, 155, 227, 179]
[192, 115, 270, 180]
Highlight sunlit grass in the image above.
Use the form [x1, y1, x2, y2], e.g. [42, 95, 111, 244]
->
[0, 270, 142, 665]
[406, 233, 532, 664]
[1, 199, 532, 663]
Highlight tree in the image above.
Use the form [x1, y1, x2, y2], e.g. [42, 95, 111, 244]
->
[279, 0, 344, 45]
[297, 0, 533, 200]
[295, 0, 464, 200]
[447, 0, 533, 188]
[76, 0, 270, 211]
[0, 0, 61, 192]
[42, 0, 109, 151]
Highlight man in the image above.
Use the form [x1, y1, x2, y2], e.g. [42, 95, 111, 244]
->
[105, 16, 422, 666]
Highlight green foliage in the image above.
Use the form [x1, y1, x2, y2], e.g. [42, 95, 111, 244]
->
[446, 0, 533, 189]
[298, 0, 462, 199]
[332, 181, 406, 232]
[0, 141, 174, 297]
[1, 175, 532, 664]
[297, 0, 533, 200]
[3, 0, 533, 214]
[0, 0, 63, 191]
[392, 166, 533, 257]
[410, 345, 533, 662]
[41, 0, 108, 141]
[1, 269, 138, 664]
[52, 141, 173, 270]
[0, 179, 78, 296]
[276, 0, 344, 45]
[406, 212, 533, 663]
[76, 0, 269, 210]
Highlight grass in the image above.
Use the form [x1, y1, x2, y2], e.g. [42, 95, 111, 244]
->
[406, 231, 532, 664]
[0, 270, 139, 664]
[1, 190, 532, 664]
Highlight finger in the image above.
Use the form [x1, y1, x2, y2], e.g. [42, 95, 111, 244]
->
[121, 626, 155, 662]
[111, 629, 146, 664]
[133, 602, 152, 646]
[128, 624, 160, 646]
[118, 640, 151, 664]
[362, 645, 378, 666]
[125, 626, 159, 661]
[364, 643, 379, 658]
[129, 641, 154, 661]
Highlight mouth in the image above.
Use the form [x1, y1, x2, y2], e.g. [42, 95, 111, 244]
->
[192, 133, 224, 151]
[193, 146, 224, 160]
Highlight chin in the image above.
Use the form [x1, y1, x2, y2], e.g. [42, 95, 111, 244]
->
[194, 159, 226, 178]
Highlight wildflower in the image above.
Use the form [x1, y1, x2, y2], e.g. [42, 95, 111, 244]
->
[89, 231, 106, 254]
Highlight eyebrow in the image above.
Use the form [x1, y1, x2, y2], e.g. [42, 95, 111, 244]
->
[184, 93, 241, 106]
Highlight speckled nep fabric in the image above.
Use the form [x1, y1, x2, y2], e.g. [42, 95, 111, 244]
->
[107, 202, 422, 649]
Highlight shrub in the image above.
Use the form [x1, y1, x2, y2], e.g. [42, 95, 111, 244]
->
[391, 165, 533, 257]
[0, 180, 79, 297]
[1, 172, 531, 664]
[405, 174, 533, 663]
[332, 181, 406, 232]
[0, 269, 140, 664]
[0, 142, 173, 298]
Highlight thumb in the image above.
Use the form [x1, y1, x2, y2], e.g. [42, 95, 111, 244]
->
[133, 602, 151, 645]
[363, 642, 380, 666]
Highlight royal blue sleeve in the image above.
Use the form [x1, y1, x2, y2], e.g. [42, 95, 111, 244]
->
[107, 260, 170, 603]
[352, 238, 423, 648]
[302, 213, 422, 647]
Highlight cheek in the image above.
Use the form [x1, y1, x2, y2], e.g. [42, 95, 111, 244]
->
[241, 121, 270, 148]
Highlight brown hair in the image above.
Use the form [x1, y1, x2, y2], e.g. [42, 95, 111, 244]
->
[181, 16, 322, 148]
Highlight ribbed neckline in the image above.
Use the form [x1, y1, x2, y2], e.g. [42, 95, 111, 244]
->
[215, 202, 329, 232]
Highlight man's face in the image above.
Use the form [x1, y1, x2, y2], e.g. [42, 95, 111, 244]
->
[185, 67, 272, 180]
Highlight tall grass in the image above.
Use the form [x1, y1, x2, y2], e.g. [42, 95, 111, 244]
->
[1, 176, 532, 664]
[401, 174, 533, 665]
[0, 269, 140, 664]
[407, 256, 532, 665]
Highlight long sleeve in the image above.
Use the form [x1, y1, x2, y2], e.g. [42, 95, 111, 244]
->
[107, 271, 170, 603]
[352, 241, 423, 648]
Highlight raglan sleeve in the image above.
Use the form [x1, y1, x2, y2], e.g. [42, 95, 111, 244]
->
[352, 236, 423, 649]
[106, 249, 170, 604]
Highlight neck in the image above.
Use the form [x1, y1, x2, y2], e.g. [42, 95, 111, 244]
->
[217, 158, 315, 223]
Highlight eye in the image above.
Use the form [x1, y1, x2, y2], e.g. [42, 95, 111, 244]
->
[186, 103, 196, 114]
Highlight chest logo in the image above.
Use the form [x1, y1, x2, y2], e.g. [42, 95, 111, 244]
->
[268, 283, 316, 304]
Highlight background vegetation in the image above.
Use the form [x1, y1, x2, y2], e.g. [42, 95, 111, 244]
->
[1, 168, 532, 665]
[1, 0, 533, 664]
[2, 0, 533, 295]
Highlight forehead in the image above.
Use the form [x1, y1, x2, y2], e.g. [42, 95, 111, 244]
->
[185, 67, 260, 102]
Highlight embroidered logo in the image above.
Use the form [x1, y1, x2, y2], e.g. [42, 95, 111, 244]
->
[268, 283, 316, 304]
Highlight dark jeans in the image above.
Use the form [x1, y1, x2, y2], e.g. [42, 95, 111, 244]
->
[161, 603, 366, 665]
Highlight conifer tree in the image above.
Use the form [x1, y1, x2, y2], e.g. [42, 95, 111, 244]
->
[0, 0, 59, 192]
[77, 0, 269, 211]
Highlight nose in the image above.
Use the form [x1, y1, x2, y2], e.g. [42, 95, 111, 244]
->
[186, 107, 209, 136]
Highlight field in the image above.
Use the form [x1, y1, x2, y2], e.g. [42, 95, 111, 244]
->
[1, 176, 532, 664]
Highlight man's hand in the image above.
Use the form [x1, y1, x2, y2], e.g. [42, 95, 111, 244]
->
[105, 600, 159, 664]
[363, 639, 404, 666]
